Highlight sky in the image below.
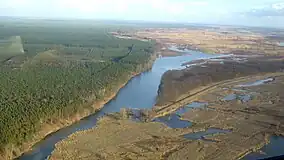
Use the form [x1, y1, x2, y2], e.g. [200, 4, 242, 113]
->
[0, 0, 284, 28]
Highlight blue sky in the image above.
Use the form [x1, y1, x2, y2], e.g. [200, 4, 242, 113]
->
[1, 0, 284, 27]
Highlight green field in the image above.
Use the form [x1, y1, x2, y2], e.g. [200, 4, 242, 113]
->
[0, 36, 24, 59]
[0, 18, 155, 158]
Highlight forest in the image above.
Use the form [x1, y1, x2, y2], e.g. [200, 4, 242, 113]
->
[0, 18, 155, 156]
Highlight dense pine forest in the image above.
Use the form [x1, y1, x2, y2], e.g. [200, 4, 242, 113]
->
[0, 19, 155, 157]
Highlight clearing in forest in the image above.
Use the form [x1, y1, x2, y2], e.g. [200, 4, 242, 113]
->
[0, 36, 24, 58]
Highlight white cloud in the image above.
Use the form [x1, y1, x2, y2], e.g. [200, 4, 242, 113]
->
[272, 2, 284, 10]
[53, 0, 208, 15]
[0, 0, 209, 15]
[244, 1, 284, 17]
[0, 0, 212, 20]
[0, 0, 33, 8]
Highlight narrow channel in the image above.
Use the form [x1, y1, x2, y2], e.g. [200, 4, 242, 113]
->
[17, 49, 225, 160]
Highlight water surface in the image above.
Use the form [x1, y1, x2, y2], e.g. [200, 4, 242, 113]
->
[153, 114, 192, 128]
[153, 102, 208, 128]
[243, 136, 284, 160]
[223, 94, 237, 101]
[176, 102, 208, 116]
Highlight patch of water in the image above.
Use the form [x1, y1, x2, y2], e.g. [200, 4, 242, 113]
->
[175, 102, 208, 116]
[153, 114, 192, 128]
[223, 94, 237, 101]
[238, 95, 252, 103]
[236, 78, 274, 87]
[223, 94, 252, 102]
[153, 102, 208, 128]
[279, 42, 284, 47]
[187, 102, 208, 109]
[243, 136, 284, 160]
[183, 128, 231, 140]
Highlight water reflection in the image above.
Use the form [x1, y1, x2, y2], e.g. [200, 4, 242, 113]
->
[153, 102, 208, 128]
[176, 102, 208, 116]
[153, 114, 192, 128]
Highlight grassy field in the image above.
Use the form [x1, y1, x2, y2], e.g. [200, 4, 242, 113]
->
[0, 18, 156, 159]
[137, 27, 284, 55]
[0, 36, 24, 60]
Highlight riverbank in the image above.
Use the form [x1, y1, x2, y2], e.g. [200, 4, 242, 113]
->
[6, 75, 136, 160]
[6, 55, 157, 160]
[49, 111, 197, 160]
[49, 72, 284, 160]
[156, 55, 284, 106]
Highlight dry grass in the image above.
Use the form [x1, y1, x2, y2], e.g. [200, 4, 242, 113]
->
[137, 29, 284, 55]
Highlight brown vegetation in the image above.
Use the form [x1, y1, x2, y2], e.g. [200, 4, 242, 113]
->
[156, 56, 284, 106]
[136, 28, 284, 55]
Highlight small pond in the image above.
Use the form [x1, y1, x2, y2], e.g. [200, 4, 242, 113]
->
[153, 102, 208, 128]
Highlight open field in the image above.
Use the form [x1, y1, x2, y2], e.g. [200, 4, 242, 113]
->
[0, 36, 24, 60]
[135, 27, 284, 55]
[50, 113, 192, 160]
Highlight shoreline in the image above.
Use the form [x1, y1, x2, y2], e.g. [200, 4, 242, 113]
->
[48, 73, 284, 160]
[154, 72, 284, 160]
[8, 68, 151, 160]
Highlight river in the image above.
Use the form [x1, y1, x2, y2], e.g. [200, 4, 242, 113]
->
[18, 49, 221, 160]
